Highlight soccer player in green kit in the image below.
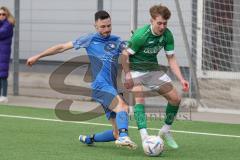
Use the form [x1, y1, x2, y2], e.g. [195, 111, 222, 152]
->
[122, 4, 189, 149]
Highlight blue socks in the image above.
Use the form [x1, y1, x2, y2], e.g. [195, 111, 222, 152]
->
[84, 111, 129, 144]
[116, 111, 129, 137]
[93, 130, 115, 142]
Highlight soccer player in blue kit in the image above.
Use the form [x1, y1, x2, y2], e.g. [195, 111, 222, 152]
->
[26, 10, 137, 149]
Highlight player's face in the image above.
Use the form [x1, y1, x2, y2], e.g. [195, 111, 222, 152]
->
[95, 18, 112, 37]
[151, 15, 168, 36]
[0, 9, 7, 21]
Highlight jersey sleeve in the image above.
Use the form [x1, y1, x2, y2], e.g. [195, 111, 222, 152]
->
[164, 29, 175, 55]
[126, 33, 144, 55]
[118, 39, 128, 54]
[72, 34, 93, 50]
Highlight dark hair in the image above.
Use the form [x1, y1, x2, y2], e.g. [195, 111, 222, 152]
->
[95, 10, 110, 21]
[150, 4, 171, 20]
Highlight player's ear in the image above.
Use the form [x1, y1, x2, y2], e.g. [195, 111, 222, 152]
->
[150, 18, 153, 24]
[94, 23, 98, 29]
[95, 19, 100, 29]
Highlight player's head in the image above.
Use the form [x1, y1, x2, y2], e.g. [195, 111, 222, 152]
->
[94, 10, 111, 37]
[0, 6, 15, 25]
[149, 4, 171, 35]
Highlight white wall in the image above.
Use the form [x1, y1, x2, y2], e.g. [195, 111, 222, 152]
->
[0, 0, 192, 66]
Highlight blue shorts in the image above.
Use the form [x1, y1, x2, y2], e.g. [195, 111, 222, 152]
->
[92, 85, 118, 119]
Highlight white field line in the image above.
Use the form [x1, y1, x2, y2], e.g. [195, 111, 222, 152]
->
[0, 114, 240, 138]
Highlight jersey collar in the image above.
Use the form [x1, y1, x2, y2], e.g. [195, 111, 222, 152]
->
[96, 32, 111, 39]
[150, 25, 159, 36]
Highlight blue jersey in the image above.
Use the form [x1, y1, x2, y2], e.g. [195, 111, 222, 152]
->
[73, 32, 124, 113]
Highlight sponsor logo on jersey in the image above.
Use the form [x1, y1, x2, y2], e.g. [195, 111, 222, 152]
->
[143, 45, 163, 54]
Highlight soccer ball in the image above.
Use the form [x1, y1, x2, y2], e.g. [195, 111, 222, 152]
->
[142, 135, 164, 156]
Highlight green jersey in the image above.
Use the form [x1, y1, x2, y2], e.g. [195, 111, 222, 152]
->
[127, 24, 174, 71]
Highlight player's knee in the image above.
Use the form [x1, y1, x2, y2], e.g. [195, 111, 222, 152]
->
[121, 103, 129, 112]
[114, 103, 129, 112]
[170, 95, 181, 106]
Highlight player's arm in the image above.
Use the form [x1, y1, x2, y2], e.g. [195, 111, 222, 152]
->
[121, 49, 131, 76]
[26, 41, 73, 66]
[164, 30, 189, 91]
[121, 33, 143, 89]
[166, 54, 189, 92]
[166, 54, 184, 81]
[121, 49, 133, 89]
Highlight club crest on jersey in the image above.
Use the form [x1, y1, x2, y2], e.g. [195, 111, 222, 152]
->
[104, 41, 117, 52]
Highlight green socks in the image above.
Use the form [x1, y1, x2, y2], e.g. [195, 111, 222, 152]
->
[134, 103, 179, 128]
[134, 104, 147, 129]
[164, 103, 179, 125]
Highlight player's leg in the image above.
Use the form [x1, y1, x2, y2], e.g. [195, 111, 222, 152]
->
[0, 78, 2, 97]
[132, 84, 148, 141]
[112, 95, 137, 149]
[79, 117, 118, 145]
[1, 77, 8, 102]
[0, 78, 8, 102]
[109, 117, 119, 140]
[143, 72, 180, 149]
[82, 88, 136, 149]
[158, 86, 181, 149]
[80, 89, 136, 149]
[129, 71, 149, 141]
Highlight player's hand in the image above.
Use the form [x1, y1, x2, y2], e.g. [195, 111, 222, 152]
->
[124, 72, 134, 89]
[26, 55, 39, 67]
[181, 79, 189, 92]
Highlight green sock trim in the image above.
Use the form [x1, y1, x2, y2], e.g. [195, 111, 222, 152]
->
[134, 104, 147, 130]
[164, 103, 179, 125]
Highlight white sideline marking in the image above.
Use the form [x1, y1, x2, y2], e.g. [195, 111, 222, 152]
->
[0, 114, 240, 138]
[198, 106, 240, 115]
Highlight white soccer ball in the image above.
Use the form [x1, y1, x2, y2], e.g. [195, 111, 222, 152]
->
[142, 135, 164, 156]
